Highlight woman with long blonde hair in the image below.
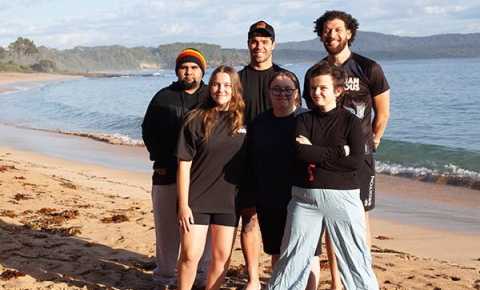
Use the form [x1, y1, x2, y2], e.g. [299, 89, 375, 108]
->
[176, 65, 246, 290]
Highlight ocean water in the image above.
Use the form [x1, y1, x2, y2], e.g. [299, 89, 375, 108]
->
[1, 58, 479, 189]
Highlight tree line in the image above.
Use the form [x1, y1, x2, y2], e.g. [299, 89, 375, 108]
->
[0, 37, 57, 73]
[2, 33, 479, 74]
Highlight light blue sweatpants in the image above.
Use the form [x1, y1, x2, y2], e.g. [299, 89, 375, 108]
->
[267, 186, 379, 290]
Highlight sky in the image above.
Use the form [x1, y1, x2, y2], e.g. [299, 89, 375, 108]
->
[0, 0, 479, 49]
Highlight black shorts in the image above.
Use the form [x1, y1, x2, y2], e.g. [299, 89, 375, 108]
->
[257, 207, 287, 255]
[192, 212, 238, 227]
[359, 155, 376, 211]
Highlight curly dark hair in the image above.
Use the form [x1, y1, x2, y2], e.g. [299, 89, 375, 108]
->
[314, 10, 359, 45]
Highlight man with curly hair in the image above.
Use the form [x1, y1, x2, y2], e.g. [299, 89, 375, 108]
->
[303, 10, 390, 289]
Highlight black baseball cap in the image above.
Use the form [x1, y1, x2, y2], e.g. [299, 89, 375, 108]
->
[248, 20, 275, 41]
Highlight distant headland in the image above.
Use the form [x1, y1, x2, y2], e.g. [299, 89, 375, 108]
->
[1, 31, 479, 73]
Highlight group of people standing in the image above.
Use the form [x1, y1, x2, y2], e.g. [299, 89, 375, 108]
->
[142, 10, 390, 290]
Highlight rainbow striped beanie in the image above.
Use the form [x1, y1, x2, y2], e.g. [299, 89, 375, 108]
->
[175, 48, 207, 75]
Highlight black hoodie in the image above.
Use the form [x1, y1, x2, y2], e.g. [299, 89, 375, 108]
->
[142, 81, 208, 185]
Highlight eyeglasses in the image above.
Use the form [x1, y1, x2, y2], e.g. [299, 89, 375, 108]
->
[270, 86, 296, 96]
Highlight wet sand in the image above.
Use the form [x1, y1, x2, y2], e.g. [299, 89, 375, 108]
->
[2, 123, 479, 235]
[0, 123, 150, 173]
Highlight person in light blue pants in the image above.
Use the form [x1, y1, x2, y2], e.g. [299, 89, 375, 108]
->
[267, 61, 379, 290]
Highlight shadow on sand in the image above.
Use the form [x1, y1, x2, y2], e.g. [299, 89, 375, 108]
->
[0, 219, 155, 289]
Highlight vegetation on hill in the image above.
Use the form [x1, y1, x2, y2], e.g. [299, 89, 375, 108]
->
[0, 37, 57, 73]
[275, 31, 480, 62]
[1, 32, 479, 73]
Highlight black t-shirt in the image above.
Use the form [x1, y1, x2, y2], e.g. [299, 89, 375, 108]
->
[176, 111, 247, 214]
[293, 107, 363, 189]
[245, 109, 300, 209]
[303, 53, 389, 153]
[239, 64, 286, 124]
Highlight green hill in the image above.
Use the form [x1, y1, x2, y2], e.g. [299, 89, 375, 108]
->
[275, 32, 480, 62]
[1, 32, 479, 73]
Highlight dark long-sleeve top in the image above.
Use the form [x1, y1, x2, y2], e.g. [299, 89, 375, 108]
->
[240, 108, 343, 209]
[293, 107, 364, 189]
[243, 109, 297, 209]
[141, 81, 207, 185]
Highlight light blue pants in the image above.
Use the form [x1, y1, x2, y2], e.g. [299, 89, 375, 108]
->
[267, 186, 379, 290]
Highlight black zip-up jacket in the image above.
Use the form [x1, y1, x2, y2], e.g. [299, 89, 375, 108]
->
[142, 81, 208, 185]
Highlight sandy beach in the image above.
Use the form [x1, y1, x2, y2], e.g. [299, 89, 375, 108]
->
[1, 73, 479, 289]
[1, 145, 479, 290]
[0, 72, 80, 85]
[0, 72, 81, 94]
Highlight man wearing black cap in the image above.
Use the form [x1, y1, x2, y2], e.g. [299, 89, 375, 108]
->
[142, 48, 210, 290]
[238, 20, 292, 290]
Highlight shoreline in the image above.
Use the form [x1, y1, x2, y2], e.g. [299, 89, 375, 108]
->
[0, 72, 479, 288]
[1, 145, 479, 289]
[0, 72, 82, 95]
[0, 122, 479, 235]
[1, 121, 479, 191]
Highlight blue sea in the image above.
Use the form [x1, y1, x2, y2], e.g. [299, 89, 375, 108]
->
[1, 58, 479, 189]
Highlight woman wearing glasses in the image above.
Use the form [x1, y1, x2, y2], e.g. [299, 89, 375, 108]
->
[243, 70, 303, 271]
[267, 61, 378, 290]
[245, 70, 348, 290]
[176, 65, 246, 290]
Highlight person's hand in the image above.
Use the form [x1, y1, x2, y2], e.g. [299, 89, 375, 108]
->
[373, 137, 381, 149]
[296, 135, 312, 145]
[178, 205, 194, 233]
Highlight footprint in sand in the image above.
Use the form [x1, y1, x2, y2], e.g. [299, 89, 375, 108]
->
[385, 262, 395, 267]
[0, 165, 16, 172]
[0, 210, 17, 218]
[374, 235, 393, 240]
[0, 270, 26, 281]
[13, 193, 33, 201]
[101, 214, 129, 223]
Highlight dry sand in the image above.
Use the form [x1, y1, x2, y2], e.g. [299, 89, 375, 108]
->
[0, 72, 80, 85]
[1, 146, 479, 290]
[0, 72, 81, 94]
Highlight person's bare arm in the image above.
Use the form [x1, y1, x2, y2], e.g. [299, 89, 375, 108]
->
[372, 89, 390, 149]
[177, 160, 193, 232]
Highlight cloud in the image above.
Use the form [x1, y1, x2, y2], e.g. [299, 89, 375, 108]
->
[424, 5, 466, 15]
[0, 0, 478, 49]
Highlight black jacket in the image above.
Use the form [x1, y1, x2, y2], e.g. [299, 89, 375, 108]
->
[142, 81, 208, 184]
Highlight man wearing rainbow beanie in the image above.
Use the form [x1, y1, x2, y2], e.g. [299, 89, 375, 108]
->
[142, 48, 210, 290]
